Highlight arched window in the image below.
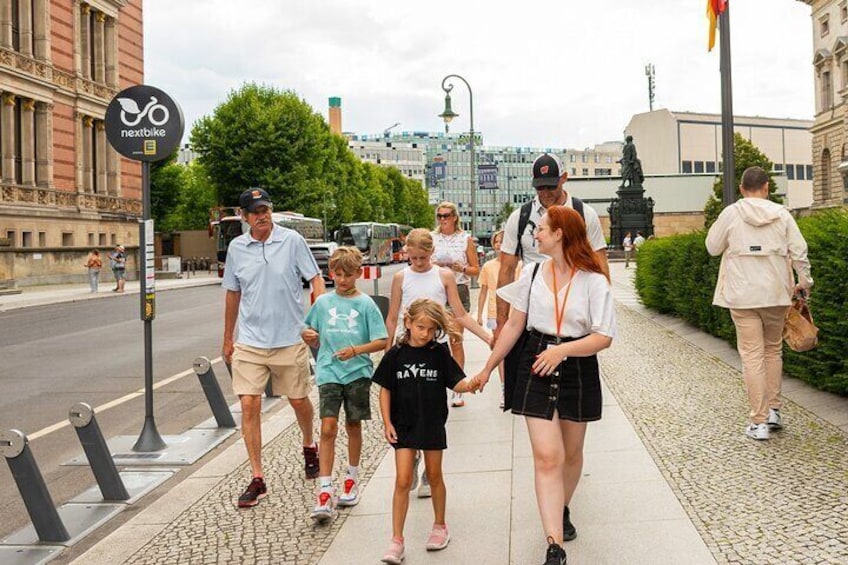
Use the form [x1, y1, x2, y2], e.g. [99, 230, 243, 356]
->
[822, 148, 832, 201]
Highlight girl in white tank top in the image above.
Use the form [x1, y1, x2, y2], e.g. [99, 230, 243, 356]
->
[385, 229, 491, 347]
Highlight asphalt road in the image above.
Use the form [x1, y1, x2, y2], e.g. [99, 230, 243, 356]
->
[0, 264, 402, 541]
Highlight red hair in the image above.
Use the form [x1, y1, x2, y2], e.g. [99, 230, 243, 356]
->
[545, 205, 608, 281]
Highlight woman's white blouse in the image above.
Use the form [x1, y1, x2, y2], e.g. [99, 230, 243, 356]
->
[496, 260, 616, 339]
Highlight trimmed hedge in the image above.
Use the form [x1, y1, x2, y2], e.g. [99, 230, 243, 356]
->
[634, 209, 848, 396]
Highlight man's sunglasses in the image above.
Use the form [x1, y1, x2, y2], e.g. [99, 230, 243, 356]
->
[436, 213, 454, 219]
[535, 185, 558, 191]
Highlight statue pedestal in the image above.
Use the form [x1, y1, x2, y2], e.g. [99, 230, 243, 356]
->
[608, 183, 655, 250]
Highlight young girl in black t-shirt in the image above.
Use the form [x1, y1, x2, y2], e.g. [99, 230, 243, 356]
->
[373, 298, 478, 564]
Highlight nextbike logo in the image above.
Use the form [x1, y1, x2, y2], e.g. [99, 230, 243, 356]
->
[106, 84, 184, 162]
[117, 96, 169, 138]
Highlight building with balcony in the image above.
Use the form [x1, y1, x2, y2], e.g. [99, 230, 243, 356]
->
[798, 0, 848, 207]
[0, 0, 143, 285]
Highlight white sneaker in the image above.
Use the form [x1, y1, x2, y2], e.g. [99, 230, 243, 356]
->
[767, 408, 783, 430]
[745, 422, 770, 441]
[417, 471, 431, 498]
[337, 476, 359, 507]
[311, 489, 335, 523]
[451, 392, 465, 407]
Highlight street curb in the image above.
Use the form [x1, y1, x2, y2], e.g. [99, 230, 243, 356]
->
[0, 278, 221, 313]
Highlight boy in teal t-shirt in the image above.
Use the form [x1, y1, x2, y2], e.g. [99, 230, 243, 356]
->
[302, 247, 388, 522]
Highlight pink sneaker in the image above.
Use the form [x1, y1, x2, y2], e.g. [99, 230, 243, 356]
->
[381, 537, 405, 564]
[426, 524, 450, 551]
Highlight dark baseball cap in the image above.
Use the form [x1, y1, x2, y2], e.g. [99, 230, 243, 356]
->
[239, 188, 272, 212]
[532, 153, 565, 188]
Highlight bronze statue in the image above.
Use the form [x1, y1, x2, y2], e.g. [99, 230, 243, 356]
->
[618, 135, 644, 188]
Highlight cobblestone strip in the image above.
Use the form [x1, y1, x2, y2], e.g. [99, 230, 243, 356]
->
[601, 306, 848, 565]
[125, 387, 391, 565]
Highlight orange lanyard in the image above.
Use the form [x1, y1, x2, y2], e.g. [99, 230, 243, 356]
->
[552, 264, 577, 337]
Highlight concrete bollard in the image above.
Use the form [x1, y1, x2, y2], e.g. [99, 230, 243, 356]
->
[0, 429, 70, 542]
[193, 357, 237, 428]
[69, 403, 130, 501]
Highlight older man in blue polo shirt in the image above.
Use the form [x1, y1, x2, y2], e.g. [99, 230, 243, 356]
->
[223, 187, 326, 508]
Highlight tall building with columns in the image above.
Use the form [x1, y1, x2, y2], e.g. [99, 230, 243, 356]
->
[0, 0, 143, 285]
[798, 0, 848, 208]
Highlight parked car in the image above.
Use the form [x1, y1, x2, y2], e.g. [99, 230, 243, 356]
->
[309, 242, 339, 286]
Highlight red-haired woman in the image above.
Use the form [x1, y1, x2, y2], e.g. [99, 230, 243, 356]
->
[472, 206, 616, 565]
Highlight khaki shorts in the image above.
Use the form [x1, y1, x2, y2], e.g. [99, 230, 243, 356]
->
[232, 342, 312, 398]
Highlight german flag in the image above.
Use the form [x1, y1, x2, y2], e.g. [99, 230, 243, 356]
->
[707, 0, 727, 51]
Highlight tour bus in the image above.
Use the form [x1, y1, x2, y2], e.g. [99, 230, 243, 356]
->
[388, 223, 413, 263]
[211, 208, 324, 276]
[336, 222, 393, 265]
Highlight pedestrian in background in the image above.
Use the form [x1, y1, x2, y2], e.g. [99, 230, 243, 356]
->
[109, 245, 126, 292]
[476, 230, 520, 408]
[706, 166, 813, 441]
[84, 249, 102, 293]
[473, 206, 616, 565]
[222, 187, 326, 508]
[374, 298, 479, 564]
[633, 231, 646, 251]
[302, 246, 388, 523]
[622, 231, 633, 268]
[432, 201, 479, 408]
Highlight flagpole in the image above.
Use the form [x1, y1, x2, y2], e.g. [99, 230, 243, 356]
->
[719, 2, 736, 206]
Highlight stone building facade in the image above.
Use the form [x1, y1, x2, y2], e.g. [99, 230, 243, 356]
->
[0, 0, 143, 285]
[799, 0, 848, 208]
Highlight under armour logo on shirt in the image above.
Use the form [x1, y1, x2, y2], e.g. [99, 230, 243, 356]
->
[328, 307, 360, 328]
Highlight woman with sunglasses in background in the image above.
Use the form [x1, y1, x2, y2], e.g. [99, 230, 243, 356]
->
[431, 201, 480, 408]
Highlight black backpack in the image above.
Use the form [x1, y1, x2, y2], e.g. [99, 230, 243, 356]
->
[516, 197, 584, 261]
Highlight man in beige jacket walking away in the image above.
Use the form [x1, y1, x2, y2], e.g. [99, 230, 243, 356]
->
[706, 166, 813, 441]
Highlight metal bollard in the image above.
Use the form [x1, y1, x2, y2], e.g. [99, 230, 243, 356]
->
[1, 429, 70, 542]
[69, 403, 130, 501]
[193, 357, 237, 428]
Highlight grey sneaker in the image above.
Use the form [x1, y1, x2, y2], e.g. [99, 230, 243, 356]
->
[767, 408, 783, 430]
[417, 470, 431, 498]
[745, 422, 769, 441]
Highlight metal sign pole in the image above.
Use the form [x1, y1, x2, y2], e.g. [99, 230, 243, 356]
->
[105, 84, 183, 453]
[132, 161, 165, 452]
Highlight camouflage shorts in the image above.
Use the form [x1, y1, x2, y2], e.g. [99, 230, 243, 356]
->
[319, 378, 372, 421]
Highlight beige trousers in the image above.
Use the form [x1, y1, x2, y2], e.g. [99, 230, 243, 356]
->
[730, 306, 789, 424]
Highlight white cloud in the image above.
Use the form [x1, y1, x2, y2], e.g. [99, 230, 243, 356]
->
[144, 0, 815, 149]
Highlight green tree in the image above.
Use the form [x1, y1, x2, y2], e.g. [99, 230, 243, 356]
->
[161, 163, 217, 231]
[495, 202, 515, 231]
[703, 133, 783, 228]
[150, 152, 182, 226]
[190, 83, 332, 209]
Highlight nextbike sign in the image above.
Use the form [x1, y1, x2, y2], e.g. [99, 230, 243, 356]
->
[105, 84, 184, 162]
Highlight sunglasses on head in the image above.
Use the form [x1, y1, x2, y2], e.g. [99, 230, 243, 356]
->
[535, 185, 558, 191]
[436, 213, 454, 219]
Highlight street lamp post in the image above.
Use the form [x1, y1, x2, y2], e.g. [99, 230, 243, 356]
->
[438, 74, 475, 237]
